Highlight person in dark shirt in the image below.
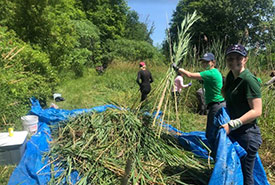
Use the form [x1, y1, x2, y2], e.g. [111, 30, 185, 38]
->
[221, 44, 262, 185]
[136, 61, 153, 102]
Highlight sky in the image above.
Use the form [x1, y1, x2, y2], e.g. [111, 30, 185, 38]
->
[127, 0, 179, 46]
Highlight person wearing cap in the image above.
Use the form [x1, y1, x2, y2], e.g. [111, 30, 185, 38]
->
[221, 44, 262, 185]
[172, 53, 225, 144]
[136, 61, 154, 102]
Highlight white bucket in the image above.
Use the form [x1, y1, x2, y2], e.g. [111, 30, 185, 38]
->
[21, 115, 39, 135]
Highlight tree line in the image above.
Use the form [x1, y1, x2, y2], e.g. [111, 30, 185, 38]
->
[0, 0, 162, 128]
[0, 0, 274, 128]
[164, 0, 275, 64]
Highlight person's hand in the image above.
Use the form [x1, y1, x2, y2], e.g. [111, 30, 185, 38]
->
[220, 119, 242, 135]
[171, 63, 179, 72]
[188, 82, 192, 86]
[220, 123, 230, 135]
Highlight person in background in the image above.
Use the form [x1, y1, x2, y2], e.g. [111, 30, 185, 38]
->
[265, 70, 275, 89]
[136, 61, 154, 102]
[221, 44, 262, 185]
[196, 87, 207, 115]
[172, 71, 192, 105]
[172, 53, 225, 142]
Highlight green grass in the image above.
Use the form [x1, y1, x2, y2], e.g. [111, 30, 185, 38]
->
[53, 61, 275, 184]
[0, 165, 16, 184]
[1, 61, 274, 184]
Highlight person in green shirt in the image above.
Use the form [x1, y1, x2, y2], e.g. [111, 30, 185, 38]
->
[172, 53, 225, 144]
[221, 44, 262, 185]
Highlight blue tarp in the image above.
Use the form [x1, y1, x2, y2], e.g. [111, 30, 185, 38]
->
[160, 107, 269, 185]
[8, 98, 270, 185]
[8, 98, 118, 185]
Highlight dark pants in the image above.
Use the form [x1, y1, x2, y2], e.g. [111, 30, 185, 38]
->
[206, 101, 226, 149]
[140, 84, 151, 102]
[171, 91, 180, 106]
[196, 88, 207, 115]
[230, 126, 262, 185]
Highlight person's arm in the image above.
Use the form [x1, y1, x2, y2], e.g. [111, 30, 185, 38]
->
[178, 68, 203, 80]
[240, 98, 262, 123]
[136, 71, 141, 85]
[150, 72, 154, 83]
[178, 77, 189, 88]
[265, 76, 275, 85]
[222, 98, 262, 134]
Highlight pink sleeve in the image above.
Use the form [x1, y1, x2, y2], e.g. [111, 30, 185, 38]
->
[179, 76, 188, 88]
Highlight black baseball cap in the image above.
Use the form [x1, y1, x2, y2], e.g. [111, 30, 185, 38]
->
[226, 44, 248, 57]
[199, 53, 215, 61]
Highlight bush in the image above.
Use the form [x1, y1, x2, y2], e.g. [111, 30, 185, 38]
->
[0, 26, 57, 131]
[73, 20, 101, 66]
[106, 39, 165, 64]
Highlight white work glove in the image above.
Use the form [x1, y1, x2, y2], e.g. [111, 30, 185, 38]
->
[228, 119, 243, 131]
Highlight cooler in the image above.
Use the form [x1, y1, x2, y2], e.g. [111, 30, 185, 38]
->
[0, 131, 28, 165]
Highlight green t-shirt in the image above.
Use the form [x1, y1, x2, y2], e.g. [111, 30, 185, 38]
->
[200, 68, 224, 105]
[224, 69, 261, 123]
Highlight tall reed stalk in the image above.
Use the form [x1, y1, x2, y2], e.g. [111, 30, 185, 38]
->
[151, 11, 200, 134]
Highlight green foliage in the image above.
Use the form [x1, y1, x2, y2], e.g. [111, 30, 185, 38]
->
[258, 86, 275, 178]
[0, 0, 159, 74]
[182, 39, 227, 70]
[69, 48, 92, 77]
[0, 0, 16, 26]
[169, 0, 275, 50]
[106, 39, 165, 63]
[84, 0, 128, 41]
[254, 42, 275, 70]
[0, 26, 57, 130]
[2, 0, 87, 72]
[0, 165, 16, 185]
[73, 20, 101, 65]
[124, 10, 154, 44]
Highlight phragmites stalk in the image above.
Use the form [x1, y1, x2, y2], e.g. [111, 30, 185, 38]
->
[151, 11, 199, 132]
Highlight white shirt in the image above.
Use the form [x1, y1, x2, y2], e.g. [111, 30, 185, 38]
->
[173, 75, 189, 93]
[266, 76, 275, 85]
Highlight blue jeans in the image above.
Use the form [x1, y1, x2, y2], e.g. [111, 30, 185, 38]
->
[230, 125, 262, 185]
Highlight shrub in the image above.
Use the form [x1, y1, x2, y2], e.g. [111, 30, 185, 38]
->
[0, 26, 57, 130]
[106, 39, 165, 64]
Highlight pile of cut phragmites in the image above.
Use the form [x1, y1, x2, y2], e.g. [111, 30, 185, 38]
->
[48, 109, 210, 185]
[47, 12, 212, 185]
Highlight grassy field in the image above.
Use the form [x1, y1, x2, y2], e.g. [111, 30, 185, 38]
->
[1, 61, 274, 184]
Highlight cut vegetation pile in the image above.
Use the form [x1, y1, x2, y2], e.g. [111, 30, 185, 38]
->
[48, 109, 210, 184]
[47, 12, 211, 185]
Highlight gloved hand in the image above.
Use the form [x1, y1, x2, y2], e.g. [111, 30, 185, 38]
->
[171, 63, 179, 72]
[228, 119, 243, 131]
[188, 82, 192, 86]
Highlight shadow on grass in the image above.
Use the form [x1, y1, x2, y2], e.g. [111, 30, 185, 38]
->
[163, 165, 211, 185]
